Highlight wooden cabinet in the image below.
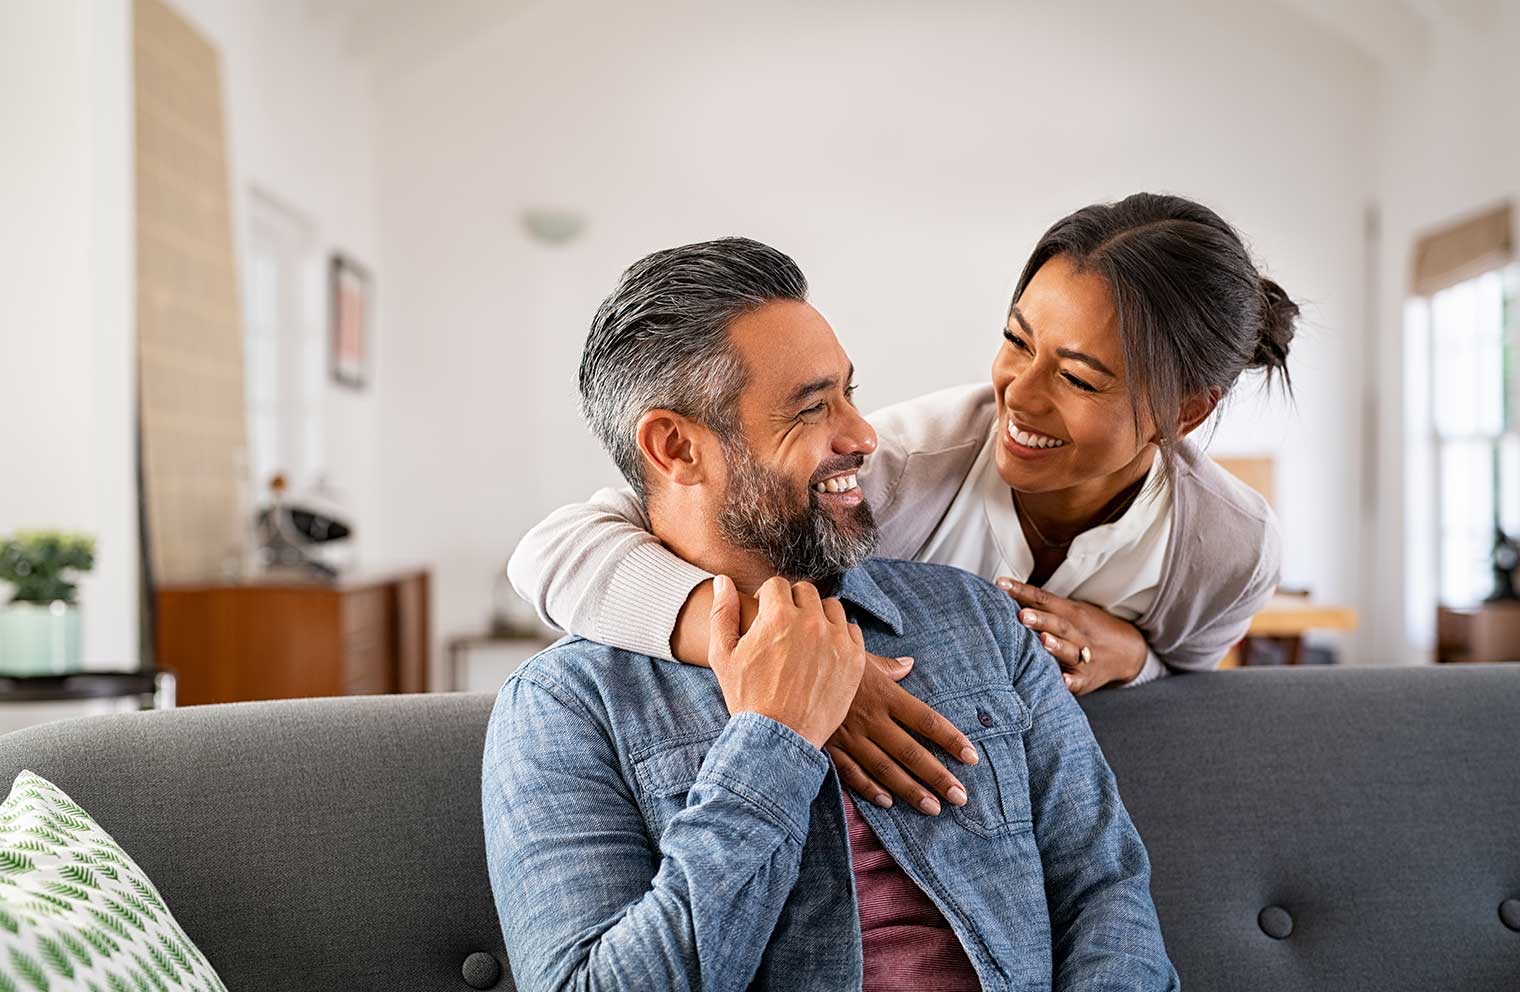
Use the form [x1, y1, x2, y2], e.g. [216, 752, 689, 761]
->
[154, 568, 431, 706]
[1437, 602, 1520, 663]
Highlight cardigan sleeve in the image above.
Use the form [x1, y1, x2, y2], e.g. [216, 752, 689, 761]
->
[1143, 451, 1284, 673]
[505, 447, 903, 662]
[505, 384, 994, 660]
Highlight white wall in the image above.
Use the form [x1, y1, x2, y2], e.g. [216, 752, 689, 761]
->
[169, 0, 386, 569]
[1372, 6, 1520, 664]
[375, 0, 1382, 663]
[0, 0, 136, 670]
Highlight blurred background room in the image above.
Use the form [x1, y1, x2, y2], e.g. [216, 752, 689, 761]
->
[1, 0, 1516, 726]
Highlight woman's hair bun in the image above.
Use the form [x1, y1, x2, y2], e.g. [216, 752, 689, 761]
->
[1253, 276, 1298, 387]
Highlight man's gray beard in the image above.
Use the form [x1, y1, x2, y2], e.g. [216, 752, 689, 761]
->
[716, 441, 879, 584]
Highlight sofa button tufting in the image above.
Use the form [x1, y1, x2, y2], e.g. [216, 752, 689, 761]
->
[1258, 905, 1293, 939]
[1501, 899, 1520, 932]
[462, 951, 502, 989]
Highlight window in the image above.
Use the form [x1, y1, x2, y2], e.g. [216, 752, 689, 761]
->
[1408, 264, 1520, 612]
[242, 191, 322, 500]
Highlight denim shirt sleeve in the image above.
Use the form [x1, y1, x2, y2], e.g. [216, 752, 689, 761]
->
[482, 671, 831, 992]
[999, 600, 1182, 991]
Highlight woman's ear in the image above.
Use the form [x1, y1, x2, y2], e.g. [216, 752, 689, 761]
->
[1176, 386, 1223, 439]
[636, 409, 711, 490]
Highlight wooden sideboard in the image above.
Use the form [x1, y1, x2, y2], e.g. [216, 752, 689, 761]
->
[1437, 601, 1520, 663]
[154, 568, 430, 706]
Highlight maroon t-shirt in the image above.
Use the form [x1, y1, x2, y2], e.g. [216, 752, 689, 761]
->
[844, 796, 982, 991]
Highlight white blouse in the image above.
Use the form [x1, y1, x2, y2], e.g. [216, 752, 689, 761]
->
[917, 429, 1171, 685]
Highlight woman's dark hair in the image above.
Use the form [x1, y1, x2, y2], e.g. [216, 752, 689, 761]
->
[1011, 192, 1298, 478]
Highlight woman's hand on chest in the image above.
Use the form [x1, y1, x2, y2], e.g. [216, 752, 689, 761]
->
[825, 654, 982, 817]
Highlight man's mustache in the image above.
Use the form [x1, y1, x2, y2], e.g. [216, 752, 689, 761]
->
[809, 455, 867, 487]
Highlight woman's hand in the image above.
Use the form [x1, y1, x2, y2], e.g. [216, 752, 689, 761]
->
[995, 578, 1147, 695]
[825, 652, 980, 816]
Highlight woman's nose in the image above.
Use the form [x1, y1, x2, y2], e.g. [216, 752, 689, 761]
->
[1003, 365, 1050, 414]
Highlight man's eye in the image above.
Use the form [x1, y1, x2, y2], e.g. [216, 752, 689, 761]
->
[800, 402, 827, 418]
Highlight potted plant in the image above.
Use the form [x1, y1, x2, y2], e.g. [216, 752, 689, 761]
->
[0, 531, 95, 676]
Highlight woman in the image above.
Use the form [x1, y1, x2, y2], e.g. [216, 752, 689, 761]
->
[510, 192, 1295, 813]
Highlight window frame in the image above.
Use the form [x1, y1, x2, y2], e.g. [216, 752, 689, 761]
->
[1413, 263, 1520, 612]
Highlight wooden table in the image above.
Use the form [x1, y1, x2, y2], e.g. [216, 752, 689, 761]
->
[0, 670, 174, 708]
[1233, 595, 1359, 666]
[445, 633, 554, 693]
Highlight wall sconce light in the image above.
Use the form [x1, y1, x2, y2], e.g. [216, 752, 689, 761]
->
[520, 207, 586, 245]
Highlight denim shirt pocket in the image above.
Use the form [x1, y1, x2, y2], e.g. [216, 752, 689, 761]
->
[631, 734, 718, 833]
[926, 685, 1034, 836]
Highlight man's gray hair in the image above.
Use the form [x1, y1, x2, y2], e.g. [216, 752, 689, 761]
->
[578, 237, 809, 501]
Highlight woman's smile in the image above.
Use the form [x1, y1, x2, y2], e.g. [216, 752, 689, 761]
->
[1002, 416, 1069, 458]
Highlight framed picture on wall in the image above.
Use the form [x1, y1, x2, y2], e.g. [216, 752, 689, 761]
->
[330, 253, 371, 389]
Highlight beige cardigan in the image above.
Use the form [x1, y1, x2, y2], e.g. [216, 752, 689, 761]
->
[509, 383, 1282, 672]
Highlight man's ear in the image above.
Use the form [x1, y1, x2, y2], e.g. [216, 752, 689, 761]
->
[1176, 386, 1222, 439]
[635, 409, 713, 490]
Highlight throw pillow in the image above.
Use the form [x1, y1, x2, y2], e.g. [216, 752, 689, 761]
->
[0, 769, 227, 991]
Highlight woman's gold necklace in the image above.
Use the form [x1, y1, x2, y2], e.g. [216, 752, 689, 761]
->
[1012, 486, 1140, 551]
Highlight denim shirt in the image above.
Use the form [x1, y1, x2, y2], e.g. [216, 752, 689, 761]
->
[482, 559, 1179, 992]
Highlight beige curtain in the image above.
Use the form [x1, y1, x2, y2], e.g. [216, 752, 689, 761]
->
[135, 0, 249, 583]
[1411, 201, 1515, 297]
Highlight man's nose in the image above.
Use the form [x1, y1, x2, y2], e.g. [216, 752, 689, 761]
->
[834, 402, 877, 456]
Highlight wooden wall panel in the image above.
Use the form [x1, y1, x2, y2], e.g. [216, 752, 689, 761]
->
[134, 0, 248, 583]
[1215, 456, 1276, 509]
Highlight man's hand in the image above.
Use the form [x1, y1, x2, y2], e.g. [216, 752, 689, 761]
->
[708, 574, 866, 749]
[995, 578, 1148, 695]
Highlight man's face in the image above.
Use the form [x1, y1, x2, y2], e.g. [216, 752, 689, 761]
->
[714, 301, 880, 583]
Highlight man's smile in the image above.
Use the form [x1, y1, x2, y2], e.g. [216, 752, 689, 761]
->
[811, 466, 864, 507]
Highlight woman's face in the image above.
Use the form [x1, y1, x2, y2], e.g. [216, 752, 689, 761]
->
[991, 254, 1156, 496]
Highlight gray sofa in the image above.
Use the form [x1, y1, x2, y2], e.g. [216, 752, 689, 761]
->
[0, 664, 1516, 990]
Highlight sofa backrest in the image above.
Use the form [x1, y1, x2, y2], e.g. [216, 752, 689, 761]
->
[1082, 664, 1520, 991]
[0, 665, 1516, 990]
[0, 692, 512, 992]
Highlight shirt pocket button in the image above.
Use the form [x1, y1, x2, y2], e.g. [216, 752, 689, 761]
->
[925, 688, 1033, 834]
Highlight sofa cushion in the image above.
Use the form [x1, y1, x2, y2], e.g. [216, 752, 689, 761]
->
[0, 770, 228, 991]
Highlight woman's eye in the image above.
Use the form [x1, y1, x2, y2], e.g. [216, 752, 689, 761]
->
[1002, 330, 1031, 353]
[1063, 373, 1098, 393]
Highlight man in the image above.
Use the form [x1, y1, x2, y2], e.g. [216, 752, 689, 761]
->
[482, 237, 1178, 991]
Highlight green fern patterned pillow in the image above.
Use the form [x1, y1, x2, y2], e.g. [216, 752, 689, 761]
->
[0, 770, 226, 992]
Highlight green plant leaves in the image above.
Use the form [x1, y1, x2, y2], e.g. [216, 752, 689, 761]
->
[56, 932, 90, 969]
[7, 947, 46, 991]
[0, 856, 34, 877]
[0, 532, 95, 606]
[35, 936, 71, 979]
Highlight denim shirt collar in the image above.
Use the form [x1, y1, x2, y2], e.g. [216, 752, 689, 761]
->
[836, 566, 905, 636]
